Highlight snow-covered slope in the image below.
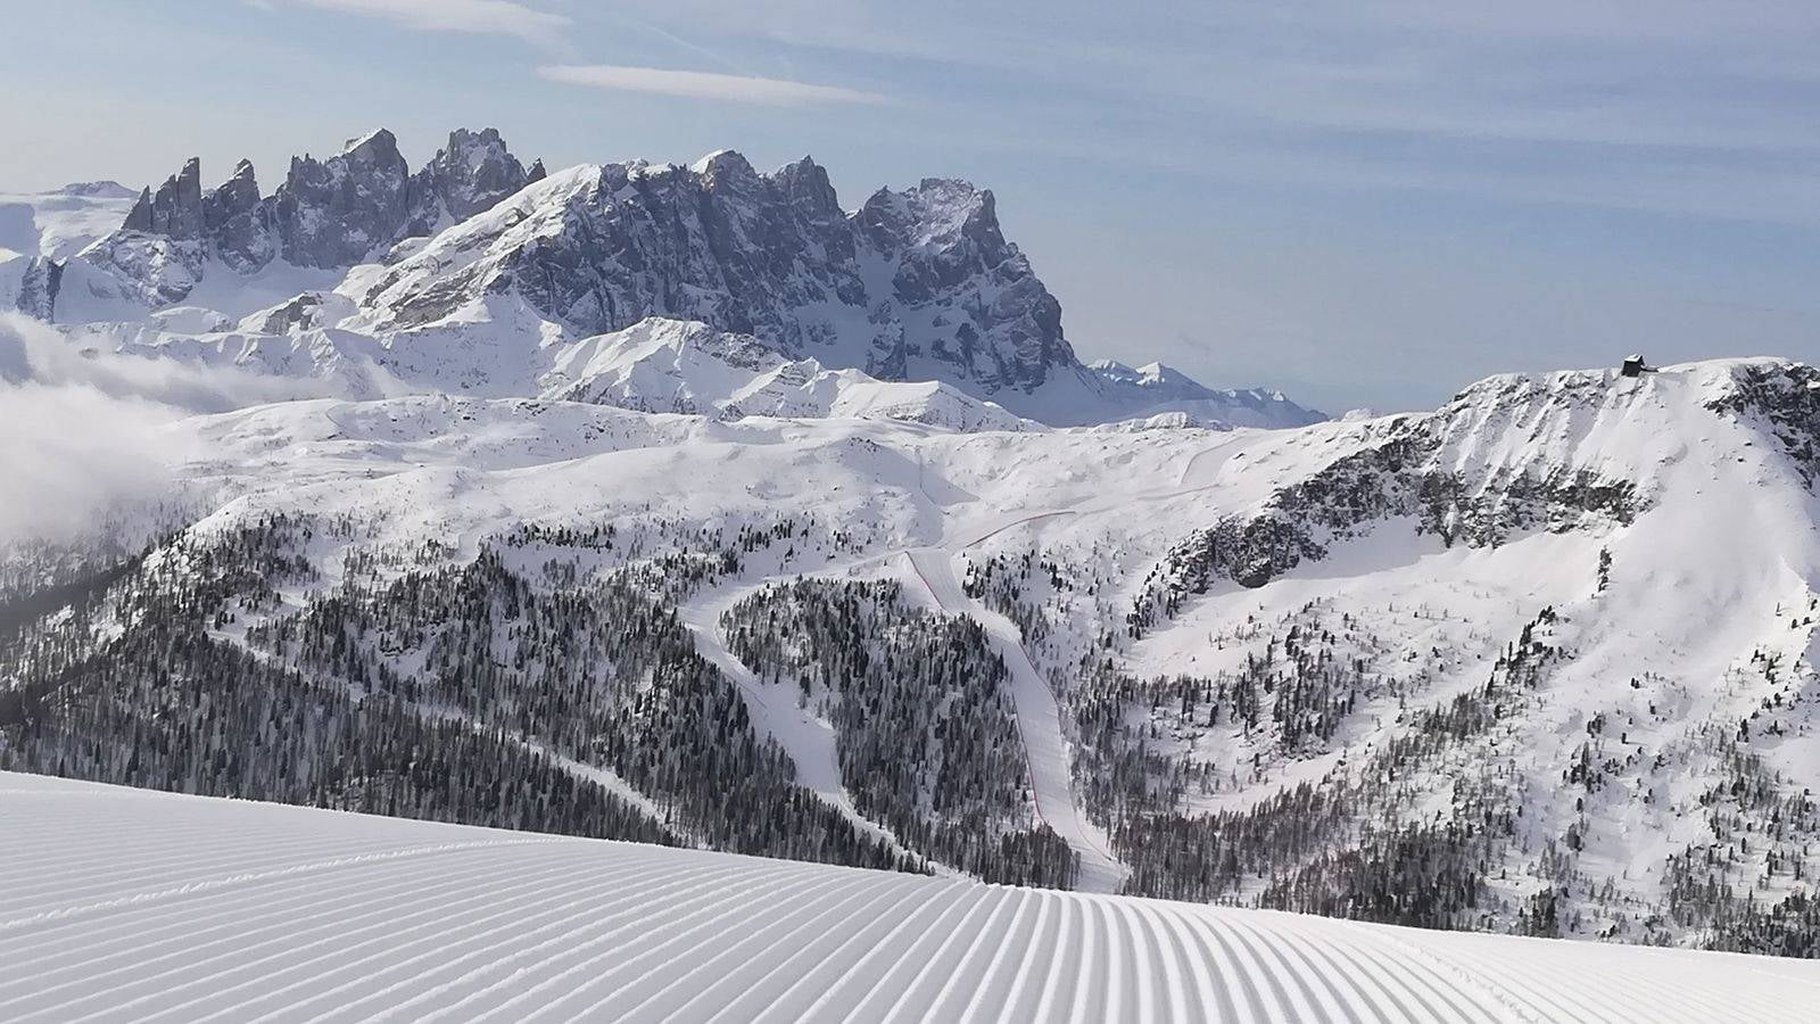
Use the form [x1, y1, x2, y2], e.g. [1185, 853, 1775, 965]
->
[542, 317, 1035, 430]
[9, 353, 1820, 957]
[0, 182, 142, 317]
[1089, 358, 1327, 428]
[8, 771, 1819, 1023]
[0, 181, 139, 262]
[7, 148, 1820, 957]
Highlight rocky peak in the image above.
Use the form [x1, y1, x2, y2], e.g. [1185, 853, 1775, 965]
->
[692, 149, 762, 194]
[271, 128, 410, 268]
[363, 149, 1076, 399]
[404, 127, 535, 236]
[122, 157, 203, 240]
[768, 156, 843, 224]
[855, 178, 1054, 389]
[112, 129, 537, 273]
[201, 159, 271, 271]
[859, 180, 1000, 253]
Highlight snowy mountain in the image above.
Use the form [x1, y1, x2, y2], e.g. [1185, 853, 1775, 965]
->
[5, 126, 1819, 963]
[1089, 358, 1326, 428]
[0, 180, 139, 261]
[3, 127, 1319, 429]
[7, 346, 1820, 958]
[0, 181, 141, 319]
[9, 771, 1819, 1023]
[542, 317, 1036, 430]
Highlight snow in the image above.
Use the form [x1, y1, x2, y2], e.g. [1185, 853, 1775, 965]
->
[0, 182, 139, 261]
[12, 231, 1820, 950]
[13, 149, 1324, 430]
[541, 317, 1032, 430]
[4, 771, 1818, 1023]
[120, 359, 1790, 896]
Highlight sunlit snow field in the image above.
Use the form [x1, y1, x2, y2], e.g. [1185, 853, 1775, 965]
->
[5, 771, 1819, 1023]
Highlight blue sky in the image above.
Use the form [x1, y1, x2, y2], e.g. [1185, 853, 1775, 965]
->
[4, 0, 1819, 411]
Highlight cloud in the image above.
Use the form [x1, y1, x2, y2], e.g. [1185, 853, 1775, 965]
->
[0, 314, 342, 545]
[538, 64, 888, 106]
[279, 0, 570, 47]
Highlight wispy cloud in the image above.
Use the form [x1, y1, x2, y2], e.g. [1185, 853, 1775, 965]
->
[538, 64, 888, 106]
[278, 0, 570, 48]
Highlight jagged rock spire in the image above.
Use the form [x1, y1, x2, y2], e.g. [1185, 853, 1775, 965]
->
[122, 157, 203, 240]
[403, 127, 537, 237]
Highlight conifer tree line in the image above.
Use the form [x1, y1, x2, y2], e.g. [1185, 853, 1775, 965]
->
[1093, 610, 1554, 928]
[0, 515, 912, 874]
[951, 525, 1820, 955]
[7, 488, 1820, 956]
[1125, 430, 1640, 638]
[722, 579, 1077, 887]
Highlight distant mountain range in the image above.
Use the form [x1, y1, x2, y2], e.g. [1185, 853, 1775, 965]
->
[0, 127, 1322, 429]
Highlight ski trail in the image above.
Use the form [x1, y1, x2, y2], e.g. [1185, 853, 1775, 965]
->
[955, 889, 1045, 1023]
[832, 883, 985, 1024]
[905, 546, 1127, 892]
[738, 878, 956, 1024]
[7, 847, 572, 1017]
[676, 579, 934, 870]
[256, 860, 710, 1024]
[102, 858, 662, 1024]
[1145, 901, 1244, 1024]
[463, 862, 828, 1022]
[1024, 892, 1086, 1022]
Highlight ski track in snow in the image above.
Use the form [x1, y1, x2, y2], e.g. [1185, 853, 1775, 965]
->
[5, 773, 1820, 1023]
[676, 578, 934, 870]
[906, 546, 1127, 892]
[674, 431, 1286, 891]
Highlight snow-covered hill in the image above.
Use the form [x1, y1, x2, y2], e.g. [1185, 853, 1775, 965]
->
[1089, 358, 1325, 428]
[7, 771, 1818, 1023]
[0, 181, 139, 262]
[7, 348, 1820, 956]
[3, 127, 1319, 429]
[0, 181, 141, 318]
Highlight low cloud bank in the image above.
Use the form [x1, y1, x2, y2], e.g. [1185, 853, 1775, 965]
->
[0, 314, 331, 545]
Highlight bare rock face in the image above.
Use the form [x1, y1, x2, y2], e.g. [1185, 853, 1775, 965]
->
[12, 258, 61, 318]
[857, 178, 1065, 390]
[368, 151, 1079, 398]
[121, 157, 203, 241]
[102, 127, 538, 279]
[201, 159, 272, 272]
[403, 128, 535, 236]
[270, 129, 411, 269]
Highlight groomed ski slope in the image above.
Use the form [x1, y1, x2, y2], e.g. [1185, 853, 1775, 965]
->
[6, 773, 1820, 1023]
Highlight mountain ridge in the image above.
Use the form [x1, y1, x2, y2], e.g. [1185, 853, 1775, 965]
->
[2, 126, 1322, 429]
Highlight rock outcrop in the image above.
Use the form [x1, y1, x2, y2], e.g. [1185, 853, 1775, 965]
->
[270, 129, 412, 269]
[201, 160, 271, 272]
[403, 128, 536, 237]
[359, 152, 1081, 400]
[121, 157, 203, 240]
